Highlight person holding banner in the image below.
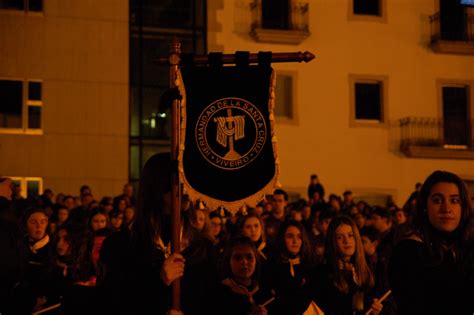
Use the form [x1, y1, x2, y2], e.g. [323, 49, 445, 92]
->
[0, 177, 28, 315]
[98, 153, 185, 315]
[389, 170, 474, 314]
[305, 216, 383, 314]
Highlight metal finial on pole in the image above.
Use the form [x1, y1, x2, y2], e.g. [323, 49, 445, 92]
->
[169, 37, 182, 311]
[156, 50, 316, 65]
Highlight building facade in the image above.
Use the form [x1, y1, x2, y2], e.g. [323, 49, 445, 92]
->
[207, 0, 474, 205]
[1, 0, 472, 206]
[0, 0, 129, 198]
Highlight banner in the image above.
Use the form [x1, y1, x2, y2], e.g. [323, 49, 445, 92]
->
[177, 55, 279, 213]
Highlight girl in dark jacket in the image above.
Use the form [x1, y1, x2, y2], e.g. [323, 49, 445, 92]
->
[265, 220, 315, 315]
[17, 208, 54, 314]
[306, 215, 383, 315]
[207, 236, 272, 315]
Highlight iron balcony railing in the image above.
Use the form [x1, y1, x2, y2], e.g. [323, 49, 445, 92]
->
[250, 0, 309, 32]
[429, 11, 474, 42]
[399, 117, 473, 150]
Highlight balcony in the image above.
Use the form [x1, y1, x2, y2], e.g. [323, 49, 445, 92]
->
[429, 11, 474, 55]
[250, 1, 310, 45]
[399, 117, 474, 159]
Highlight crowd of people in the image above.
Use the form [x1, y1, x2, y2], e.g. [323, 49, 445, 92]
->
[0, 154, 473, 315]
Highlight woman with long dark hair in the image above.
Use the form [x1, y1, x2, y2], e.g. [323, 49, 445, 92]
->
[98, 153, 185, 315]
[265, 220, 315, 315]
[389, 170, 474, 314]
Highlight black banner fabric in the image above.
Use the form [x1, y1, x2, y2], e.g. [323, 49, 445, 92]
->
[179, 64, 279, 212]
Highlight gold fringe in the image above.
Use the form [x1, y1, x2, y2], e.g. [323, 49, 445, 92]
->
[178, 68, 280, 214]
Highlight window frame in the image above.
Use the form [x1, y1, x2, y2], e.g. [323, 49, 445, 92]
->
[0, 0, 44, 14]
[436, 79, 473, 149]
[8, 176, 43, 199]
[274, 70, 299, 125]
[349, 74, 389, 128]
[348, 0, 387, 23]
[0, 78, 43, 135]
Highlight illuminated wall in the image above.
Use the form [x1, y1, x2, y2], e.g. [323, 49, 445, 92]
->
[208, 0, 474, 205]
[0, 1, 129, 198]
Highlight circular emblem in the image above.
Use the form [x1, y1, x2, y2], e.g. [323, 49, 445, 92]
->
[195, 97, 267, 170]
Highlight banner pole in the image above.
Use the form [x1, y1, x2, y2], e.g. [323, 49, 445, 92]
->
[169, 37, 182, 311]
[156, 51, 315, 65]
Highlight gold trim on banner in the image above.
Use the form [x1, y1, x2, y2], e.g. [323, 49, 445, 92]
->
[178, 68, 280, 214]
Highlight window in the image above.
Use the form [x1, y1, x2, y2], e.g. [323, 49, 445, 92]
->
[129, 0, 206, 184]
[261, 0, 290, 30]
[349, 0, 386, 22]
[0, 79, 43, 133]
[9, 177, 43, 199]
[439, 0, 467, 41]
[353, 0, 380, 16]
[349, 75, 388, 127]
[0, 0, 43, 12]
[274, 72, 298, 123]
[355, 83, 381, 120]
[441, 85, 470, 147]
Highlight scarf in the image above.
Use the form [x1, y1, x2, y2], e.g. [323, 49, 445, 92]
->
[256, 241, 267, 260]
[337, 259, 360, 286]
[29, 234, 50, 254]
[284, 256, 301, 277]
[222, 278, 259, 305]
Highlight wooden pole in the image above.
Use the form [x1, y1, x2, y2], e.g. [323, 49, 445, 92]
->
[155, 51, 315, 65]
[169, 37, 182, 311]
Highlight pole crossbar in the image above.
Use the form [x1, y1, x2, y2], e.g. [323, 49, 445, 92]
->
[156, 51, 315, 65]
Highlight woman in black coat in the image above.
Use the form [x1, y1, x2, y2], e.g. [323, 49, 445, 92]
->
[389, 170, 474, 314]
[265, 220, 315, 315]
[98, 153, 185, 315]
[16, 207, 54, 314]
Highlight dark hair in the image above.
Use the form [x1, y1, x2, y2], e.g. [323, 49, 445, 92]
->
[311, 174, 318, 179]
[276, 220, 315, 265]
[273, 189, 288, 201]
[371, 206, 391, 220]
[109, 208, 123, 219]
[359, 226, 380, 243]
[220, 236, 261, 282]
[54, 223, 86, 260]
[88, 208, 110, 231]
[209, 211, 222, 220]
[133, 153, 172, 251]
[240, 214, 266, 243]
[319, 209, 335, 222]
[80, 185, 91, 194]
[22, 207, 50, 229]
[343, 190, 352, 196]
[415, 170, 472, 263]
[100, 196, 113, 206]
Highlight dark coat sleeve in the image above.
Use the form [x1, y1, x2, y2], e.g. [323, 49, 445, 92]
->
[388, 239, 426, 314]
